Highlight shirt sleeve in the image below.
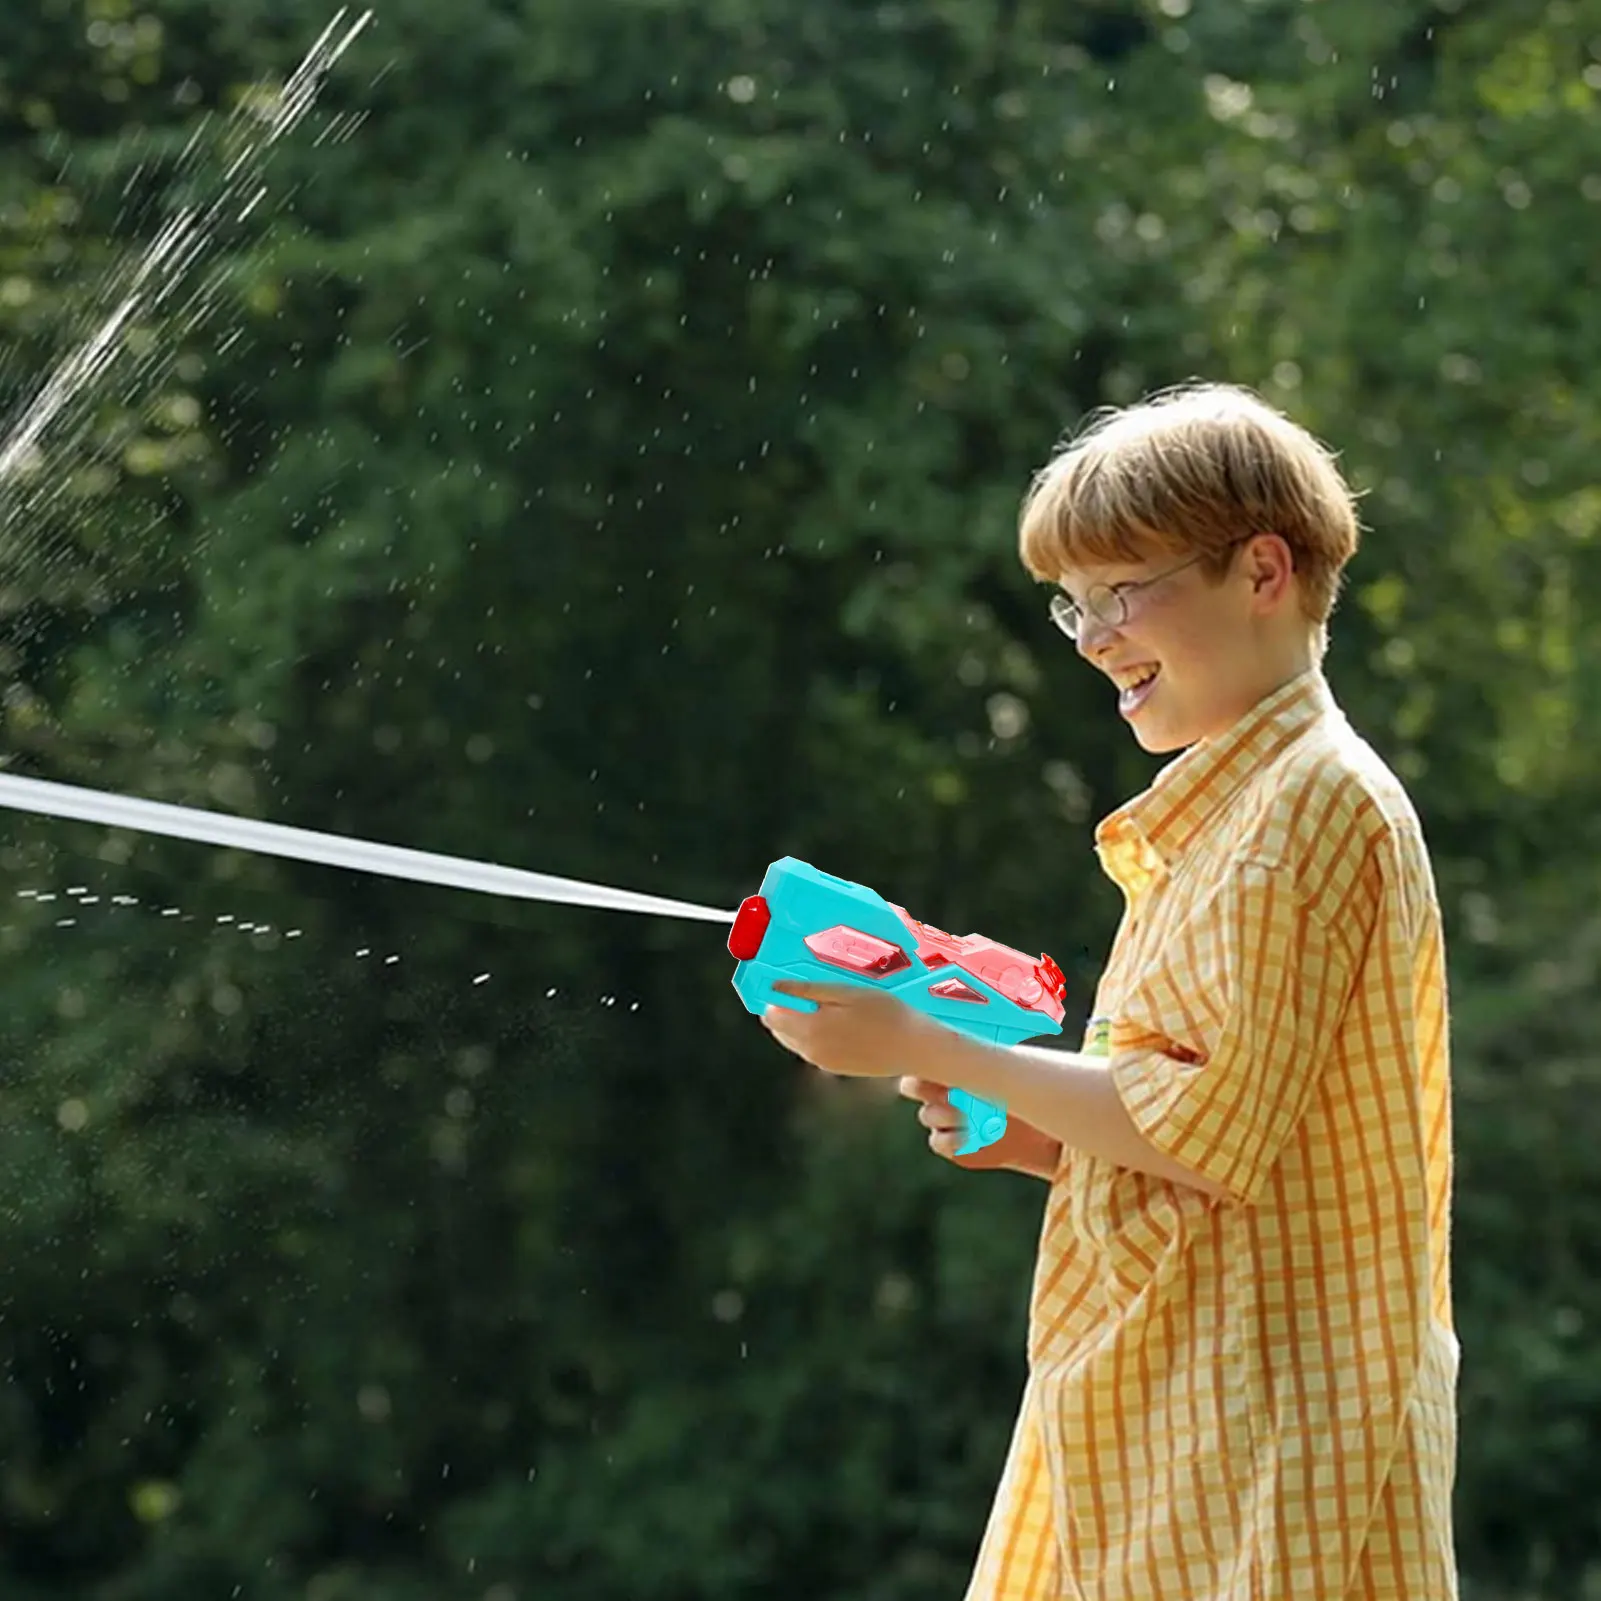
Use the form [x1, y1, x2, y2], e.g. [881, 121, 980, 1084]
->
[1107, 858, 1358, 1205]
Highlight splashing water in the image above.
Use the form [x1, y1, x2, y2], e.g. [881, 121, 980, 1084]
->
[0, 8, 374, 614]
[0, 769, 735, 924]
[0, 11, 738, 951]
[7, 881, 648, 1008]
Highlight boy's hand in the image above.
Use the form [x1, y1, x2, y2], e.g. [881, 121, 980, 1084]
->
[762, 979, 941, 1079]
[760, 982, 1061, 1179]
[898, 1077, 1063, 1179]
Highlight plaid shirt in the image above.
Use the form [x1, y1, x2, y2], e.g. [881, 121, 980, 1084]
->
[967, 671, 1457, 1600]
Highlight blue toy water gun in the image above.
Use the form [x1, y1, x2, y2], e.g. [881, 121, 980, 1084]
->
[728, 858, 1066, 1154]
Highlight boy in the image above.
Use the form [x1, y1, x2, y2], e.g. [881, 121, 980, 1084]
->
[762, 384, 1458, 1599]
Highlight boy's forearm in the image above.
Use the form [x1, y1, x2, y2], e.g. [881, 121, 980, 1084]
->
[922, 1032, 1229, 1200]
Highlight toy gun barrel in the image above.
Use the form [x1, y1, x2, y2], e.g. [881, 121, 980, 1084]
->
[728, 858, 1066, 1155]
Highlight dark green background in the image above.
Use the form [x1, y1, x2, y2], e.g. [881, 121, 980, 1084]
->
[2, 1, 1599, 1595]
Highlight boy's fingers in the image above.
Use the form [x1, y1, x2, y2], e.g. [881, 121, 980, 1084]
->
[917, 1101, 962, 1133]
[897, 1075, 949, 1104]
[772, 979, 856, 1005]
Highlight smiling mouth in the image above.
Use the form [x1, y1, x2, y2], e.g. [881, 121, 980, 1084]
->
[1116, 665, 1160, 715]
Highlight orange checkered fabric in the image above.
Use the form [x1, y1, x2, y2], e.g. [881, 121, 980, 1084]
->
[966, 671, 1457, 1600]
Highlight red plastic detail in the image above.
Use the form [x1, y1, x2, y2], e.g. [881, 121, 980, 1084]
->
[929, 976, 989, 1005]
[728, 895, 772, 961]
[1036, 953, 1067, 1004]
[888, 903, 1068, 1026]
[803, 925, 912, 978]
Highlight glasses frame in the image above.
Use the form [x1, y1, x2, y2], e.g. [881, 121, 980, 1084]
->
[1048, 541, 1249, 641]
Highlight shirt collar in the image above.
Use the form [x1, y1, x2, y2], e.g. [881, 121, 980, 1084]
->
[1094, 669, 1339, 894]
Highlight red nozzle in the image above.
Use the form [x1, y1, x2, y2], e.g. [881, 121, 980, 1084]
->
[728, 895, 772, 961]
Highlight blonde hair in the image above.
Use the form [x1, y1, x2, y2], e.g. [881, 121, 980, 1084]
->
[1018, 383, 1362, 624]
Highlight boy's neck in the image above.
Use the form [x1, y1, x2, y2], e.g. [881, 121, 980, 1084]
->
[1256, 617, 1320, 693]
[1207, 634, 1322, 745]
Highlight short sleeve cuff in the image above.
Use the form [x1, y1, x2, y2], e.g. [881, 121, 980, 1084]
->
[1108, 1043, 1262, 1205]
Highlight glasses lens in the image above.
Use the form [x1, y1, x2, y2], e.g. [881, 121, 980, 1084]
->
[1086, 585, 1126, 630]
[1049, 595, 1080, 638]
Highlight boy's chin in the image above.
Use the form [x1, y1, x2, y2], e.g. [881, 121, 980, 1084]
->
[1128, 714, 1194, 756]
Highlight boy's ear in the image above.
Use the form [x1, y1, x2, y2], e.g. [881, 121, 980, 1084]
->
[1244, 532, 1296, 607]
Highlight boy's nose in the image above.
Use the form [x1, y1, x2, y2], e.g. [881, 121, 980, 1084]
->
[1075, 613, 1118, 659]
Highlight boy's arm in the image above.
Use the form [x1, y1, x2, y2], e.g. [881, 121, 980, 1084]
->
[917, 1034, 1233, 1201]
[769, 860, 1353, 1202]
[932, 859, 1355, 1207]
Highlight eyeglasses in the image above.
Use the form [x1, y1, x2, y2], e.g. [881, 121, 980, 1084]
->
[1047, 550, 1213, 641]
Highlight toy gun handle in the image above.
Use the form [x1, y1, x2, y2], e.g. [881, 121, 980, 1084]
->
[947, 1087, 1009, 1157]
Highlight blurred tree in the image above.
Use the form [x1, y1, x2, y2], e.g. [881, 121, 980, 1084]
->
[2, 0, 1600, 1596]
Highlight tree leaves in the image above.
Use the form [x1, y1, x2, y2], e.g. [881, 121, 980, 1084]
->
[3, 0, 1601, 1595]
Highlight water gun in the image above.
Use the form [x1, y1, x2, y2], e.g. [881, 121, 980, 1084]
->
[728, 858, 1066, 1153]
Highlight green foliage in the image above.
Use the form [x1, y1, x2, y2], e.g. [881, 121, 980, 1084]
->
[2, 0, 1601, 1595]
